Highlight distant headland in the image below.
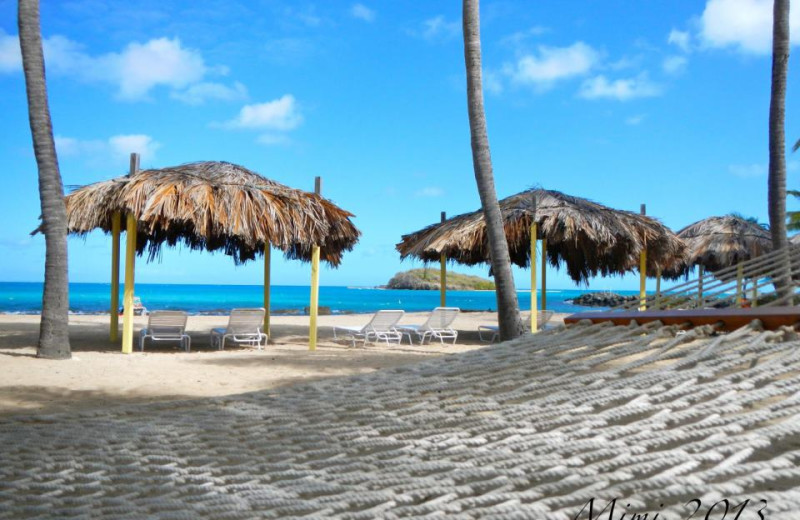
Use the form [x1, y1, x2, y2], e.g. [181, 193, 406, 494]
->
[385, 269, 495, 291]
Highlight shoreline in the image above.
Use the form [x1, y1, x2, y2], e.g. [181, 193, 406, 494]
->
[0, 307, 555, 317]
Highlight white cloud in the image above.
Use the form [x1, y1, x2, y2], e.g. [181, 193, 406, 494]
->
[625, 114, 646, 126]
[505, 42, 599, 88]
[668, 29, 691, 52]
[663, 55, 688, 75]
[579, 74, 661, 101]
[222, 95, 303, 131]
[110, 38, 206, 99]
[170, 81, 247, 105]
[55, 134, 160, 164]
[413, 16, 460, 41]
[108, 135, 161, 163]
[0, 33, 240, 103]
[0, 30, 21, 73]
[700, 0, 800, 54]
[351, 4, 376, 22]
[729, 163, 766, 178]
[415, 187, 444, 197]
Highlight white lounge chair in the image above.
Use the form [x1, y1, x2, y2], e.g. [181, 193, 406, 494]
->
[139, 310, 191, 352]
[211, 308, 268, 350]
[333, 310, 404, 347]
[478, 310, 555, 343]
[397, 307, 460, 345]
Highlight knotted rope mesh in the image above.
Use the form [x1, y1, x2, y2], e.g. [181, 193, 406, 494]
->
[1, 320, 799, 518]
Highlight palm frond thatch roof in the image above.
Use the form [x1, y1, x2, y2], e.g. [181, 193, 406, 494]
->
[62, 161, 360, 266]
[396, 189, 687, 284]
[665, 215, 772, 276]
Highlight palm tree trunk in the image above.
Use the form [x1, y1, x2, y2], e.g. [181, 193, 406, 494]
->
[768, 0, 792, 298]
[462, 0, 524, 340]
[18, 0, 71, 359]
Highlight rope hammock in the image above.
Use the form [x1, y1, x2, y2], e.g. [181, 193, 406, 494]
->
[1, 320, 799, 517]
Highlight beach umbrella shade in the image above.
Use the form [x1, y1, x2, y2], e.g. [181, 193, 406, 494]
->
[663, 215, 772, 278]
[63, 161, 360, 266]
[396, 188, 687, 285]
[55, 160, 360, 352]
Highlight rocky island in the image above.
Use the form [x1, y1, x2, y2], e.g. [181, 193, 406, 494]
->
[386, 269, 495, 291]
[569, 292, 638, 307]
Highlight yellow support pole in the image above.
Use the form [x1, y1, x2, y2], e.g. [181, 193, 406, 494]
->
[121, 213, 137, 354]
[309, 176, 322, 351]
[264, 247, 271, 339]
[655, 268, 661, 310]
[639, 204, 646, 311]
[440, 211, 446, 307]
[121, 153, 139, 354]
[736, 262, 743, 307]
[530, 222, 538, 333]
[752, 277, 758, 308]
[541, 239, 547, 311]
[698, 265, 704, 308]
[110, 212, 121, 341]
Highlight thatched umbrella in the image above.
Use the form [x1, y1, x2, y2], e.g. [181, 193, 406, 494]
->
[61, 159, 360, 353]
[397, 189, 686, 285]
[65, 161, 359, 266]
[666, 215, 772, 277]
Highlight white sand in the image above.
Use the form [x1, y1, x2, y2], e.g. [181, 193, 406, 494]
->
[0, 312, 566, 415]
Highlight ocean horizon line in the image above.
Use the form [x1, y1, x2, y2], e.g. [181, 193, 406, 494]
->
[0, 280, 637, 293]
[0, 282, 638, 315]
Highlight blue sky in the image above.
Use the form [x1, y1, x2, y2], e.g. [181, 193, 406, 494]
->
[1, 0, 799, 290]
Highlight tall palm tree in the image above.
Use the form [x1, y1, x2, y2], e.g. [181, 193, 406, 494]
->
[462, 0, 523, 340]
[768, 0, 791, 296]
[19, 0, 71, 359]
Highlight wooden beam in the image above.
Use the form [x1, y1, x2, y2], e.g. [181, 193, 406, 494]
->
[736, 262, 743, 307]
[309, 176, 322, 351]
[264, 246, 271, 339]
[698, 265, 705, 307]
[110, 212, 120, 342]
[530, 222, 537, 332]
[121, 213, 137, 354]
[564, 307, 800, 331]
[541, 239, 547, 311]
[121, 153, 139, 354]
[639, 204, 646, 311]
[440, 211, 446, 307]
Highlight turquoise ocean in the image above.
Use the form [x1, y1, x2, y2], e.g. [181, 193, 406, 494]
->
[0, 282, 635, 315]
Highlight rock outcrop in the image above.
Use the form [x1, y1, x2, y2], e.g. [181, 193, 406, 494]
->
[570, 292, 638, 307]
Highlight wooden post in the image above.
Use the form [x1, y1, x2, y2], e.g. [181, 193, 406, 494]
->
[110, 212, 121, 341]
[752, 277, 758, 307]
[698, 265, 704, 308]
[639, 204, 646, 311]
[655, 267, 661, 310]
[309, 177, 322, 351]
[121, 154, 139, 354]
[264, 246, 271, 339]
[541, 239, 547, 311]
[736, 262, 743, 307]
[530, 221, 538, 333]
[440, 211, 446, 307]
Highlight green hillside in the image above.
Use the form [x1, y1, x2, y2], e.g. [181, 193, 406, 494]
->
[386, 268, 495, 291]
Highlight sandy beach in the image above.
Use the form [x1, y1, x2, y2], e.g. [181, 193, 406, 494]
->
[0, 312, 567, 415]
